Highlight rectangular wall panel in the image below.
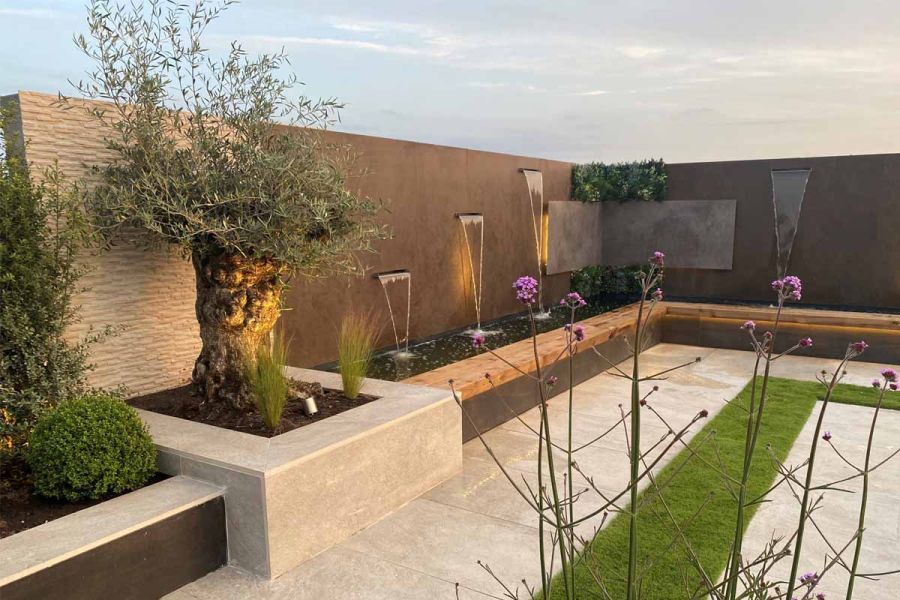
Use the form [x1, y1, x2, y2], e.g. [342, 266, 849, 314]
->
[602, 199, 737, 269]
[545, 201, 603, 274]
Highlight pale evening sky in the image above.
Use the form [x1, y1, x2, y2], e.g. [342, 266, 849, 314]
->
[2, 0, 899, 163]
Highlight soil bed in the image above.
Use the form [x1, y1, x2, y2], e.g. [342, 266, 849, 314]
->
[0, 456, 167, 538]
[129, 381, 379, 438]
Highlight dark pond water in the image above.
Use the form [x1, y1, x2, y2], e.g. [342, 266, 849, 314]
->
[321, 296, 631, 382]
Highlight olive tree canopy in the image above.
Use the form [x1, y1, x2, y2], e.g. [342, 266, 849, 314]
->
[73, 0, 384, 409]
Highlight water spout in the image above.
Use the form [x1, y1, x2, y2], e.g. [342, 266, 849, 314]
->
[455, 213, 487, 335]
[520, 168, 550, 318]
[374, 269, 413, 356]
[771, 169, 811, 278]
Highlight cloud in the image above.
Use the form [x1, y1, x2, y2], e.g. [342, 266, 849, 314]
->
[0, 7, 61, 18]
[239, 35, 438, 57]
[574, 89, 609, 96]
[465, 81, 546, 93]
[616, 45, 666, 59]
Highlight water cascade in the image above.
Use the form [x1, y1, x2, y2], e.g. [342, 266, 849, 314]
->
[455, 213, 487, 335]
[520, 168, 550, 318]
[374, 270, 413, 357]
[771, 169, 812, 278]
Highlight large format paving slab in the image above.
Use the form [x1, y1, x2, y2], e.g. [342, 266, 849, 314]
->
[167, 344, 899, 599]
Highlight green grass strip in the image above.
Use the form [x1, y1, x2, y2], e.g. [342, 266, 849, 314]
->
[546, 377, 828, 599]
[830, 380, 900, 411]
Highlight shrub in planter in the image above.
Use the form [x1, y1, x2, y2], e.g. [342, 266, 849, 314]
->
[27, 392, 156, 501]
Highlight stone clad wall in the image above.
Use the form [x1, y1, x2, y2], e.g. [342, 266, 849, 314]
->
[8, 92, 201, 396]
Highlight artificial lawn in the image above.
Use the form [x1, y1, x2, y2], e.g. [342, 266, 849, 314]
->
[547, 377, 825, 600]
[830, 380, 900, 411]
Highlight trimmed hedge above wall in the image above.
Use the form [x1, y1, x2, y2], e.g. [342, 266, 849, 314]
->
[572, 158, 667, 202]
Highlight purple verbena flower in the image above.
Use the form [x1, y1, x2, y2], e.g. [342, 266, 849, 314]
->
[484, 372, 492, 381]
[822, 431, 832, 442]
[652, 288, 663, 301]
[872, 379, 882, 388]
[850, 340, 868, 354]
[546, 375, 558, 387]
[741, 320, 756, 331]
[891, 382, 898, 391]
[561, 291, 587, 308]
[882, 368, 897, 382]
[816, 594, 826, 600]
[699, 409, 709, 418]
[799, 572, 818, 586]
[639, 398, 647, 407]
[772, 275, 802, 301]
[650, 250, 665, 267]
[573, 325, 585, 342]
[472, 333, 485, 349]
[513, 276, 539, 304]
[799, 337, 813, 348]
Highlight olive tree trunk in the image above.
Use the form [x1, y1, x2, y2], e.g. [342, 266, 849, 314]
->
[191, 250, 284, 411]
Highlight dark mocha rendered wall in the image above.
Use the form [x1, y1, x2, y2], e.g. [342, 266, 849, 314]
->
[663, 153, 900, 311]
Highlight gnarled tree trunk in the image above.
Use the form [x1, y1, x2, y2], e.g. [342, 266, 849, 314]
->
[191, 250, 284, 411]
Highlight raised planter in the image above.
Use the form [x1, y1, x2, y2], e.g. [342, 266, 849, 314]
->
[0, 476, 226, 600]
[137, 367, 461, 579]
[403, 301, 900, 441]
[404, 302, 663, 440]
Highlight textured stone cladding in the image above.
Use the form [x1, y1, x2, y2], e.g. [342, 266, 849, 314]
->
[10, 91, 200, 396]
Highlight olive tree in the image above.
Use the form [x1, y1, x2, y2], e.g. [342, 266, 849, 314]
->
[72, 0, 382, 410]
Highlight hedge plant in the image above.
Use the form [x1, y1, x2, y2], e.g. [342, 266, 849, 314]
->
[572, 158, 667, 202]
[27, 392, 156, 501]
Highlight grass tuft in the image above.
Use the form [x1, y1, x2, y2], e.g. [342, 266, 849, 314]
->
[246, 331, 290, 430]
[338, 310, 378, 399]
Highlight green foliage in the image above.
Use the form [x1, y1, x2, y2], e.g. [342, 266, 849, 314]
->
[546, 377, 818, 599]
[73, 0, 384, 279]
[27, 392, 156, 501]
[337, 311, 378, 399]
[572, 159, 667, 202]
[246, 332, 290, 430]
[570, 265, 644, 299]
[0, 117, 99, 456]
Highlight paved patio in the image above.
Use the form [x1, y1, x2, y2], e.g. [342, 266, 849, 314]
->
[166, 344, 899, 599]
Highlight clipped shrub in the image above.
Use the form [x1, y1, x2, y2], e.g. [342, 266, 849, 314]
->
[338, 311, 378, 399]
[246, 332, 290, 430]
[572, 158, 667, 202]
[27, 392, 156, 501]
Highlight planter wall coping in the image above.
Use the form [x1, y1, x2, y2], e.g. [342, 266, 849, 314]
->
[0, 476, 222, 587]
[137, 367, 453, 477]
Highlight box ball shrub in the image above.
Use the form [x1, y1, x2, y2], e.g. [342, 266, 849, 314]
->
[27, 392, 157, 502]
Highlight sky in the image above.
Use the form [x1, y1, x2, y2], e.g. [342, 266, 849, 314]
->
[2, 0, 899, 163]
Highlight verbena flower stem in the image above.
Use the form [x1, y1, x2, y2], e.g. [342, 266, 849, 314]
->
[625, 289, 647, 600]
[845, 383, 887, 600]
[567, 307, 576, 573]
[786, 354, 850, 599]
[529, 307, 573, 598]
[725, 301, 784, 600]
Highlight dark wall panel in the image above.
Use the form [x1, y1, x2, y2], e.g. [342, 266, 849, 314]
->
[663, 154, 900, 310]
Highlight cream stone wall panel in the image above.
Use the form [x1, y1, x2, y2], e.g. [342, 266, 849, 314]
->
[13, 92, 199, 395]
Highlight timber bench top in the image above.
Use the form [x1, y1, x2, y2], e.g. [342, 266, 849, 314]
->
[402, 301, 899, 400]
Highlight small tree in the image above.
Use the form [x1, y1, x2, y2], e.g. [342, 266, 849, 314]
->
[72, 0, 383, 410]
[1, 109, 96, 455]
